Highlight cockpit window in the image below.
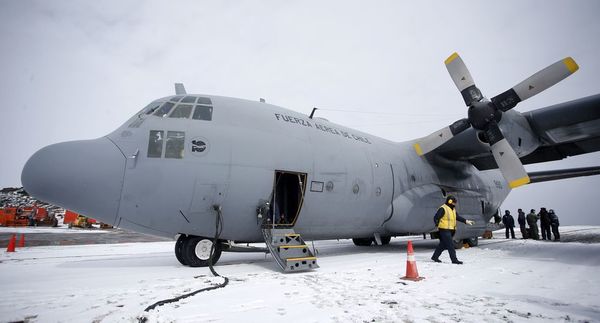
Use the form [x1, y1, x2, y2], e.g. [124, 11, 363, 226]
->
[169, 104, 193, 119]
[147, 130, 164, 158]
[181, 96, 197, 103]
[153, 102, 175, 117]
[165, 131, 185, 159]
[145, 102, 162, 115]
[197, 97, 212, 105]
[148, 96, 213, 121]
[192, 105, 213, 121]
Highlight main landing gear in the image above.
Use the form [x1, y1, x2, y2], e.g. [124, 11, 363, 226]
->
[352, 236, 391, 246]
[175, 235, 222, 267]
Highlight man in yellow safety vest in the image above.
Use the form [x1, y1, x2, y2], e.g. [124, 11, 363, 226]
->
[431, 195, 474, 264]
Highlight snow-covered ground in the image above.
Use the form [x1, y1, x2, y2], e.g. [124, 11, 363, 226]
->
[1, 226, 600, 322]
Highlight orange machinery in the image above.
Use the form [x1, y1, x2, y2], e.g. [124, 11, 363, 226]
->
[0, 206, 50, 227]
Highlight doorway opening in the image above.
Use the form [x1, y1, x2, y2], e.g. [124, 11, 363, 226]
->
[271, 170, 307, 227]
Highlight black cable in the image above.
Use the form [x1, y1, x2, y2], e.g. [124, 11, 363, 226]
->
[139, 205, 229, 321]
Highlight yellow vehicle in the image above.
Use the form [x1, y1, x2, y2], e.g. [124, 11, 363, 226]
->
[68, 215, 92, 228]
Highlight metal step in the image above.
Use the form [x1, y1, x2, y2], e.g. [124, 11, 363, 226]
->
[262, 227, 319, 272]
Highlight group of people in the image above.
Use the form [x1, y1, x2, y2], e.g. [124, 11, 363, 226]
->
[502, 208, 560, 241]
[430, 196, 564, 265]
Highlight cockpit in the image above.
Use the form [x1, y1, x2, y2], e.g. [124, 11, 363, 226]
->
[143, 95, 213, 121]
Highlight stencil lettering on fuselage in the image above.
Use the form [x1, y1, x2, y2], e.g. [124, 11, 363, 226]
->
[273, 113, 371, 144]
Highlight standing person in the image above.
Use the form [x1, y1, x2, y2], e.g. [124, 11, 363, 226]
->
[502, 210, 516, 239]
[517, 209, 528, 239]
[431, 195, 474, 265]
[539, 207, 552, 240]
[526, 209, 540, 240]
[549, 209, 560, 241]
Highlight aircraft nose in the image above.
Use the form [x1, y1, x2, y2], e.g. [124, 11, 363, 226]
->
[21, 137, 126, 225]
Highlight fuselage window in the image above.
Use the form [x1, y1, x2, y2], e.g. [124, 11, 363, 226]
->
[192, 105, 213, 121]
[153, 102, 175, 117]
[170, 96, 184, 103]
[165, 131, 185, 159]
[181, 96, 197, 103]
[169, 104, 193, 119]
[147, 130, 164, 158]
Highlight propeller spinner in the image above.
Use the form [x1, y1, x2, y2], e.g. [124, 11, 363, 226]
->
[413, 53, 578, 188]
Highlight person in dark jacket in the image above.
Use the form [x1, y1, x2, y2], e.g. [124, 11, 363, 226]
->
[517, 209, 528, 239]
[549, 209, 560, 241]
[526, 209, 540, 240]
[539, 207, 552, 240]
[431, 195, 474, 264]
[502, 210, 516, 239]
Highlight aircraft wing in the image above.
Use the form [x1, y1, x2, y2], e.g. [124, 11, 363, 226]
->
[434, 94, 600, 171]
[520, 93, 600, 165]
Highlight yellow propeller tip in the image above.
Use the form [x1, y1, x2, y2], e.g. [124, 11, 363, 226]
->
[564, 57, 579, 73]
[413, 143, 424, 156]
[509, 176, 531, 189]
[445, 52, 460, 65]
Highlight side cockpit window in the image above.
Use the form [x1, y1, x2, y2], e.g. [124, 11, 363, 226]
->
[147, 130, 164, 158]
[147, 130, 185, 159]
[165, 131, 185, 159]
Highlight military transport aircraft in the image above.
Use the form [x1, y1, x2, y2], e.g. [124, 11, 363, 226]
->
[21, 53, 600, 272]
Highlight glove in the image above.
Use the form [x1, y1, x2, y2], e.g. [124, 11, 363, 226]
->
[466, 220, 474, 226]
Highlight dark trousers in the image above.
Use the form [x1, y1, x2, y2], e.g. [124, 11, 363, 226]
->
[505, 227, 515, 239]
[432, 229, 458, 262]
[541, 225, 552, 240]
[519, 225, 528, 239]
[551, 225, 560, 240]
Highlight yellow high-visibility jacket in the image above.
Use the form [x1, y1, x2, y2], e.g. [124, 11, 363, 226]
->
[437, 204, 457, 230]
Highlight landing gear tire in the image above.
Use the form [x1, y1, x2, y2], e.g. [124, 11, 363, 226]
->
[352, 238, 373, 246]
[465, 237, 479, 247]
[175, 235, 188, 265]
[380, 236, 391, 245]
[182, 236, 222, 267]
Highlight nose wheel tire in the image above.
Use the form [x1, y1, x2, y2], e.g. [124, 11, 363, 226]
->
[181, 236, 222, 267]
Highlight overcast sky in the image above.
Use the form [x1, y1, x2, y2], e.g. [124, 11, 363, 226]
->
[1, 0, 599, 224]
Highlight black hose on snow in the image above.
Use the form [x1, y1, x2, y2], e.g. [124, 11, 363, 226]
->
[139, 205, 229, 320]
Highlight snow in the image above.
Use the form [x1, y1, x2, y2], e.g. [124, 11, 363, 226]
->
[2, 227, 600, 322]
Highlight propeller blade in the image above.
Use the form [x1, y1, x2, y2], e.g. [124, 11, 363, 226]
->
[414, 118, 470, 156]
[445, 52, 483, 106]
[491, 57, 579, 112]
[485, 124, 530, 188]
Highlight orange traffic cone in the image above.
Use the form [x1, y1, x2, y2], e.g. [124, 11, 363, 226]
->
[18, 234, 25, 248]
[6, 234, 16, 252]
[402, 240, 424, 281]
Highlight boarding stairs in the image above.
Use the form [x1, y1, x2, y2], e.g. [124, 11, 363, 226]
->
[262, 227, 319, 272]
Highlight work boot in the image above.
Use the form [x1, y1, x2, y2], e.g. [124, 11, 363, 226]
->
[452, 260, 463, 265]
[431, 257, 441, 263]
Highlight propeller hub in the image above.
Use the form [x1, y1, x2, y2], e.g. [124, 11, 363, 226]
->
[468, 101, 501, 130]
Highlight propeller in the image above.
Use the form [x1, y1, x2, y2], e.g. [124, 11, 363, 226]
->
[414, 53, 578, 188]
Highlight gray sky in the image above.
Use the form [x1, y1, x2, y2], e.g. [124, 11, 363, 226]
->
[1, 0, 599, 224]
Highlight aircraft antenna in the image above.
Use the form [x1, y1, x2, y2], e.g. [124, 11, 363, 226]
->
[309, 107, 318, 119]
